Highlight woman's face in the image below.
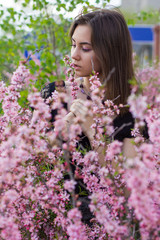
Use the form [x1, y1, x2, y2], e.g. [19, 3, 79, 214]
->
[71, 24, 101, 78]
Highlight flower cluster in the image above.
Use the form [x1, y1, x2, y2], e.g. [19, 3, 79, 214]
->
[0, 59, 159, 240]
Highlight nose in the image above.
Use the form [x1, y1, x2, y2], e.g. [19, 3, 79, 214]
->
[71, 47, 80, 61]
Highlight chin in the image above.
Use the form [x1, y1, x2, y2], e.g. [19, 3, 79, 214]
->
[75, 72, 83, 78]
[75, 72, 90, 78]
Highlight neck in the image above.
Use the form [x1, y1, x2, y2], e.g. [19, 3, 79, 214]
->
[83, 77, 91, 92]
[83, 73, 103, 91]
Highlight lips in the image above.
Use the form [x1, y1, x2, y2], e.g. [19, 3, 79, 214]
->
[73, 64, 81, 70]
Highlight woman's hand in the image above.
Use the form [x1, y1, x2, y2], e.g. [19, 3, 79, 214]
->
[65, 78, 95, 142]
[69, 99, 95, 141]
[65, 78, 89, 110]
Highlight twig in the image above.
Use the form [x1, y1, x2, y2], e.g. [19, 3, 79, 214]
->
[111, 122, 132, 142]
[102, 67, 115, 86]
[57, 134, 77, 208]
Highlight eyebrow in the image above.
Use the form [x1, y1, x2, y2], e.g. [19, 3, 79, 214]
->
[71, 37, 92, 46]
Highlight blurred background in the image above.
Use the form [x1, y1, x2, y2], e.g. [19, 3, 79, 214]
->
[0, 0, 160, 86]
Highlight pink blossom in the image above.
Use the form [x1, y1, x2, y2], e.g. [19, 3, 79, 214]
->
[67, 208, 87, 240]
[1, 221, 21, 240]
[64, 180, 76, 192]
[10, 64, 32, 88]
[105, 140, 123, 160]
[68, 208, 82, 222]
[128, 94, 147, 119]
[0, 58, 159, 239]
[149, 118, 160, 143]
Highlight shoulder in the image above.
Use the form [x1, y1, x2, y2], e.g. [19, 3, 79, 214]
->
[41, 82, 56, 99]
[112, 111, 135, 142]
[40, 81, 66, 99]
[112, 111, 149, 141]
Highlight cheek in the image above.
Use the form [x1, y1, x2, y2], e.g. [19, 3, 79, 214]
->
[92, 56, 101, 73]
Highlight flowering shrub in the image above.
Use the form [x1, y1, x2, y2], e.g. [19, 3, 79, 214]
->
[0, 57, 159, 240]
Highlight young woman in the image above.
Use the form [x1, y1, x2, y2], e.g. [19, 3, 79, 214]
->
[64, 8, 137, 161]
[41, 8, 138, 225]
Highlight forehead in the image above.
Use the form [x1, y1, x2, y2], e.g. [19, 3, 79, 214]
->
[72, 25, 92, 43]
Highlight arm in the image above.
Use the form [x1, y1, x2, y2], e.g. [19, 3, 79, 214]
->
[122, 138, 137, 159]
[87, 137, 137, 166]
[68, 98, 137, 163]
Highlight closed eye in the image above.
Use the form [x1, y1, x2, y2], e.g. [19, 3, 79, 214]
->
[71, 44, 76, 48]
[71, 44, 91, 51]
[82, 48, 92, 52]
[71, 43, 92, 52]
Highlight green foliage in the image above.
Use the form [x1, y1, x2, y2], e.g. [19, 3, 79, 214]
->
[0, 0, 157, 92]
[0, 0, 112, 92]
[123, 9, 160, 26]
[0, 101, 4, 116]
[18, 88, 30, 108]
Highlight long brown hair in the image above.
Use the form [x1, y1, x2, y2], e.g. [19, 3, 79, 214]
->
[69, 9, 134, 114]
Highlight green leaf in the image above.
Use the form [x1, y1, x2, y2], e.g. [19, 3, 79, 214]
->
[18, 89, 29, 108]
[0, 101, 4, 116]
[127, 18, 135, 26]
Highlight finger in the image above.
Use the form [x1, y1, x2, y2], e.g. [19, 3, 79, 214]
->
[70, 105, 88, 117]
[72, 99, 85, 106]
[70, 101, 88, 112]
